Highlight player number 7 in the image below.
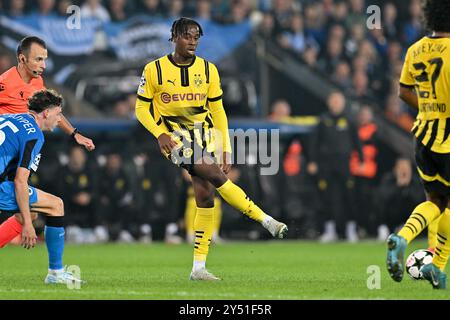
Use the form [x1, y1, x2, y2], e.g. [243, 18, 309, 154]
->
[0, 117, 19, 146]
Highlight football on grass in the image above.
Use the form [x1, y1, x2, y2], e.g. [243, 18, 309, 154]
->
[405, 249, 433, 280]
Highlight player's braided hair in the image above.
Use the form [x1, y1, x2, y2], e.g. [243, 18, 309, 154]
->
[169, 17, 203, 41]
[423, 0, 450, 33]
[28, 89, 63, 113]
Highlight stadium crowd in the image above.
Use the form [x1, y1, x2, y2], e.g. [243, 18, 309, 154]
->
[0, 0, 428, 243]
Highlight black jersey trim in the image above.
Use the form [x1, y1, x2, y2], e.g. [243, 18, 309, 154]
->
[207, 95, 222, 102]
[425, 119, 439, 149]
[204, 61, 210, 84]
[137, 95, 153, 103]
[399, 82, 415, 89]
[20, 139, 38, 169]
[167, 54, 196, 68]
[0, 156, 18, 182]
[442, 118, 450, 144]
[155, 60, 163, 85]
[181, 67, 189, 87]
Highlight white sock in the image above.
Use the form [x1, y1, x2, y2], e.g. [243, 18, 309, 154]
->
[49, 268, 64, 274]
[261, 216, 273, 228]
[193, 260, 206, 272]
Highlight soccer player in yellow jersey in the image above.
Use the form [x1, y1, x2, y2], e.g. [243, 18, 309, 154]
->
[135, 17, 288, 281]
[386, 0, 450, 289]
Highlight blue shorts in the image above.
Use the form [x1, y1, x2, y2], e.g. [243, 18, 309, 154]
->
[0, 181, 38, 212]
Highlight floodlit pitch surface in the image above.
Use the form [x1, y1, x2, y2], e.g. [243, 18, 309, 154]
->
[0, 241, 447, 299]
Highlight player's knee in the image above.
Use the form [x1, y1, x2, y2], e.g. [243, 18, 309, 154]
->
[208, 171, 226, 188]
[52, 196, 65, 216]
[428, 193, 447, 212]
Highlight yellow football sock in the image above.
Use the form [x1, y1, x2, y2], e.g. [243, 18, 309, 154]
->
[398, 201, 441, 243]
[193, 207, 215, 263]
[213, 197, 222, 237]
[216, 179, 267, 223]
[184, 195, 197, 242]
[428, 215, 440, 250]
[432, 209, 450, 271]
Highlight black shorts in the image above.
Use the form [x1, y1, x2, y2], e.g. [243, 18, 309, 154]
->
[415, 141, 450, 196]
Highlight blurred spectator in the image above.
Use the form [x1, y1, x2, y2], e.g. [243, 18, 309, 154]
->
[195, 0, 211, 21]
[402, 0, 424, 46]
[303, 2, 326, 46]
[166, 0, 184, 19]
[302, 45, 319, 68]
[112, 99, 132, 119]
[317, 36, 345, 74]
[376, 157, 425, 240]
[331, 60, 352, 92]
[349, 106, 380, 237]
[328, 0, 347, 26]
[6, 0, 26, 17]
[139, 0, 165, 17]
[81, 0, 111, 23]
[307, 91, 362, 242]
[107, 0, 129, 22]
[348, 70, 376, 103]
[0, 53, 13, 74]
[210, 0, 230, 23]
[57, 0, 74, 17]
[383, 2, 399, 41]
[271, 0, 296, 33]
[97, 151, 136, 242]
[268, 99, 291, 122]
[345, 0, 366, 31]
[59, 146, 97, 242]
[345, 23, 365, 59]
[36, 0, 56, 16]
[133, 151, 183, 243]
[351, 54, 367, 74]
[278, 12, 315, 56]
[223, 0, 250, 24]
[328, 24, 346, 42]
[254, 11, 276, 41]
[368, 27, 388, 58]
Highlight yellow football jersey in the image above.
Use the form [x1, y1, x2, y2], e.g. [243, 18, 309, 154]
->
[400, 36, 450, 153]
[137, 54, 222, 132]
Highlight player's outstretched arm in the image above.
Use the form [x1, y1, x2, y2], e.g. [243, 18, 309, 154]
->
[14, 167, 37, 249]
[58, 114, 95, 151]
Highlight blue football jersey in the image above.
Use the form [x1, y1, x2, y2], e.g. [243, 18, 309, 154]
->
[0, 113, 44, 181]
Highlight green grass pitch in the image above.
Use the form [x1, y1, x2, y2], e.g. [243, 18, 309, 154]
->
[0, 240, 448, 300]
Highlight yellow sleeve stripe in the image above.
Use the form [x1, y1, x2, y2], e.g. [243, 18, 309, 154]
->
[137, 95, 153, 103]
[207, 95, 222, 102]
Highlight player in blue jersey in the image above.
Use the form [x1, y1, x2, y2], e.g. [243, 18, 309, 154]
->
[0, 89, 84, 285]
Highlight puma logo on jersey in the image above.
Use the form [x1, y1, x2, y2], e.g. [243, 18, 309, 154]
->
[167, 79, 176, 86]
